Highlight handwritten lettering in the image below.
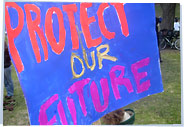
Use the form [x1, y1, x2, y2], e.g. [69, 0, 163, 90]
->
[5, 3, 129, 73]
[39, 57, 151, 125]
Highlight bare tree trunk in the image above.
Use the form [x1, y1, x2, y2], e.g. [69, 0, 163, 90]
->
[160, 3, 176, 30]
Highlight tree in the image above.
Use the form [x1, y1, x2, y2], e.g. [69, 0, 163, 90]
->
[160, 3, 176, 30]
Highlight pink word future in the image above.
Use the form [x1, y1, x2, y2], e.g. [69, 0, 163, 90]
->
[39, 57, 151, 125]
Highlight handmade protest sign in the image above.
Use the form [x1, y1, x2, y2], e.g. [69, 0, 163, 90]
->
[5, 2, 163, 125]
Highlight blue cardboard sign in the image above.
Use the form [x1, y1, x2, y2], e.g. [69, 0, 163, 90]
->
[5, 2, 163, 125]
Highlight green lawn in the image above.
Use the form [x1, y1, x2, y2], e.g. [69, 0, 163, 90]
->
[3, 49, 181, 125]
[3, 66, 30, 125]
[123, 49, 181, 124]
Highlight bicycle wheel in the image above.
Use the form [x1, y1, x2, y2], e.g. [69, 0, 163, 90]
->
[159, 38, 167, 50]
[175, 39, 180, 50]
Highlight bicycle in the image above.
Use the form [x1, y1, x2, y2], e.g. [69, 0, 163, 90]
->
[159, 29, 180, 50]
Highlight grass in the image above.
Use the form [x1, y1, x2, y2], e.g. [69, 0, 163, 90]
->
[3, 49, 181, 125]
[3, 67, 30, 125]
[124, 49, 181, 124]
[93, 49, 181, 125]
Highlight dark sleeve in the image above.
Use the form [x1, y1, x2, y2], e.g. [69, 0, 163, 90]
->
[4, 43, 11, 68]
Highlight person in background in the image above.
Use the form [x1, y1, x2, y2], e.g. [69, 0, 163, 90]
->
[156, 17, 162, 62]
[4, 33, 15, 111]
[174, 17, 180, 37]
[174, 17, 180, 32]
